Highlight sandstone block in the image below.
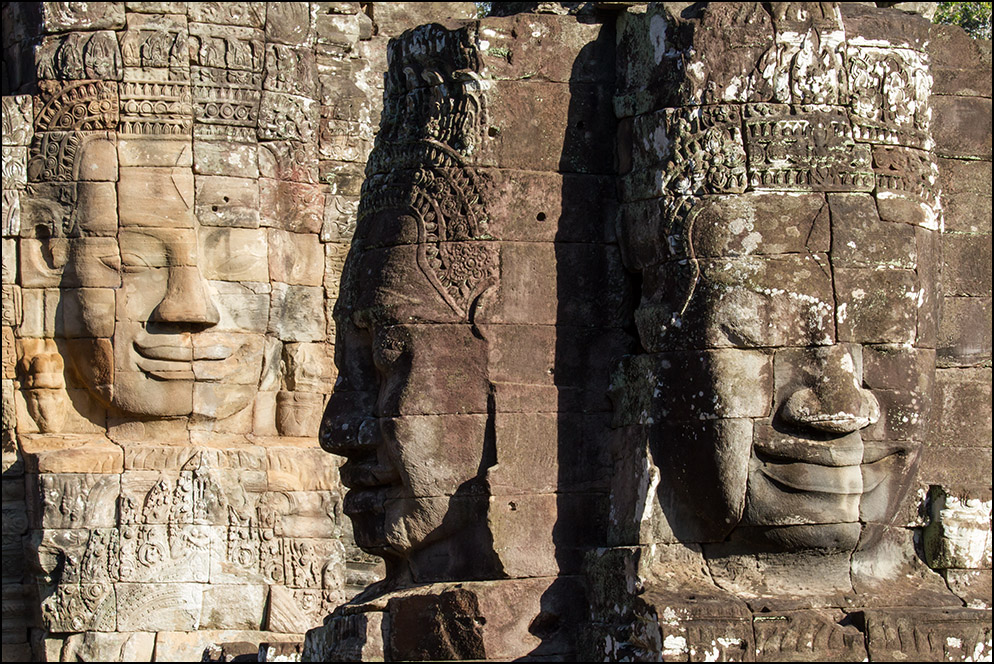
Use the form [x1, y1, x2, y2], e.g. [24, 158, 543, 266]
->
[258, 139, 319, 183]
[944, 233, 993, 296]
[477, 81, 615, 175]
[2, 146, 27, 189]
[59, 631, 155, 663]
[638, 254, 835, 351]
[118, 167, 195, 227]
[938, 296, 992, 366]
[194, 140, 260, 178]
[2, 190, 20, 237]
[266, 585, 329, 634]
[258, 91, 318, 143]
[75, 181, 119, 236]
[864, 608, 993, 662]
[268, 229, 324, 286]
[116, 582, 203, 631]
[200, 226, 269, 281]
[835, 267, 919, 345]
[201, 584, 267, 630]
[266, 2, 314, 46]
[209, 280, 270, 333]
[368, 2, 476, 38]
[27, 472, 119, 529]
[932, 96, 993, 160]
[36, 31, 123, 81]
[61, 288, 116, 338]
[260, 178, 325, 233]
[830, 193, 916, 268]
[930, 367, 992, 449]
[40, 582, 117, 632]
[63, 237, 123, 288]
[195, 175, 261, 228]
[19, 434, 123, 474]
[269, 283, 325, 342]
[18, 287, 59, 338]
[17, 239, 62, 288]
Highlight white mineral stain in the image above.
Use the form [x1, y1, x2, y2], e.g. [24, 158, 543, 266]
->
[939, 495, 993, 568]
[649, 13, 668, 64]
[662, 634, 687, 655]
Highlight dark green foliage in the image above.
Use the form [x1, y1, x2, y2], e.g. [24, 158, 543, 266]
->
[934, 2, 992, 39]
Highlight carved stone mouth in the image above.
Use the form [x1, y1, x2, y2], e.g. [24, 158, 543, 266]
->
[342, 485, 393, 516]
[861, 442, 914, 493]
[134, 339, 233, 380]
[134, 341, 191, 362]
[758, 461, 863, 494]
[339, 459, 400, 490]
[754, 432, 863, 467]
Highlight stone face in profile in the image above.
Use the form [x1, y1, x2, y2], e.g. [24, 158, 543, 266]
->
[310, 14, 628, 660]
[320, 25, 501, 584]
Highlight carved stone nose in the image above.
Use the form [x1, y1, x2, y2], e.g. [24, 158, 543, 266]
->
[319, 391, 378, 455]
[151, 266, 220, 325]
[782, 386, 880, 433]
[781, 346, 881, 434]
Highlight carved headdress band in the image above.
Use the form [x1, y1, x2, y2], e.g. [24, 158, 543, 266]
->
[351, 22, 497, 321]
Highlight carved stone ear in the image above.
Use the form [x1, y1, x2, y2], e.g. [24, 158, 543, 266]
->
[47, 237, 69, 270]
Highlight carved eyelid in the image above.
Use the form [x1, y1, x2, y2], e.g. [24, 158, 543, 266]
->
[119, 252, 153, 271]
[96, 254, 121, 270]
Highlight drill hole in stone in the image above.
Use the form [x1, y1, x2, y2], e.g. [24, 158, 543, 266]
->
[536, 212, 547, 222]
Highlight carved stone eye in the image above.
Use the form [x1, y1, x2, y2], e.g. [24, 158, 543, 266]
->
[373, 327, 409, 371]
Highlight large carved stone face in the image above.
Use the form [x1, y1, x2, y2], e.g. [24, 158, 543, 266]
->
[64, 139, 265, 420]
[635, 188, 935, 552]
[321, 207, 498, 579]
[620, 20, 941, 554]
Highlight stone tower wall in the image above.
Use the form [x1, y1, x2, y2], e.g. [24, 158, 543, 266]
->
[1, 3, 476, 661]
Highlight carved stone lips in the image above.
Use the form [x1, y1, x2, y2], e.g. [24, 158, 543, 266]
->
[754, 435, 910, 495]
[134, 339, 233, 380]
[134, 341, 191, 362]
[134, 341, 194, 379]
[339, 458, 400, 491]
[758, 461, 863, 494]
[754, 432, 864, 467]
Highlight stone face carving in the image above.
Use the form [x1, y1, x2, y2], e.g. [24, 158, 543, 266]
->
[592, 3, 991, 661]
[1, 2, 496, 659]
[308, 12, 628, 661]
[320, 22, 503, 584]
[3, 2, 990, 661]
[615, 0, 938, 560]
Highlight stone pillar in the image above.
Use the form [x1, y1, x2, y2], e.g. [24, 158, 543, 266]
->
[587, 3, 992, 661]
[305, 10, 631, 661]
[0, 2, 473, 661]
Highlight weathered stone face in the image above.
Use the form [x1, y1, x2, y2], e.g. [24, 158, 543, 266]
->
[319, 23, 500, 581]
[2, 3, 497, 659]
[313, 18, 628, 658]
[63, 140, 267, 420]
[615, 1, 942, 556]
